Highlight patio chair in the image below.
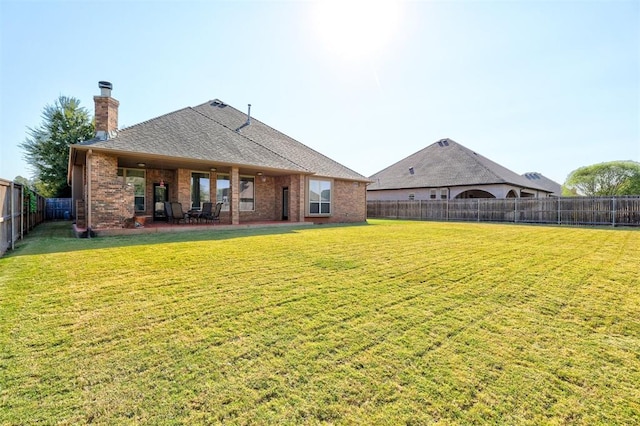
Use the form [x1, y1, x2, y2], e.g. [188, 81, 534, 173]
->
[191, 202, 212, 223]
[203, 202, 223, 224]
[170, 202, 189, 224]
[164, 202, 173, 223]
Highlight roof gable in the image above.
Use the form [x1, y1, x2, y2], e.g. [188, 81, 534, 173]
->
[368, 139, 550, 192]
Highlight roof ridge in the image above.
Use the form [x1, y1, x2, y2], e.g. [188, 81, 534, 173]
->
[449, 140, 506, 183]
[189, 105, 311, 173]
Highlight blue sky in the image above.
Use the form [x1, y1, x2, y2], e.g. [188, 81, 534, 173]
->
[1, 0, 638, 185]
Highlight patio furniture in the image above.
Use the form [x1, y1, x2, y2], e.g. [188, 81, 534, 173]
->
[170, 202, 189, 224]
[164, 202, 173, 223]
[189, 202, 211, 223]
[203, 202, 223, 224]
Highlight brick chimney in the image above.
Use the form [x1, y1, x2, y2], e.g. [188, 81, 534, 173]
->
[94, 81, 119, 139]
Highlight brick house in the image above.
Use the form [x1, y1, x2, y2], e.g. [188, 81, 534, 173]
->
[68, 82, 369, 230]
[367, 138, 554, 201]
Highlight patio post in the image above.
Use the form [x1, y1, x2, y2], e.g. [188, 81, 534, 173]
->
[230, 167, 240, 225]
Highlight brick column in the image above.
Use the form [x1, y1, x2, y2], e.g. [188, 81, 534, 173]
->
[289, 174, 306, 222]
[177, 169, 191, 208]
[230, 167, 240, 225]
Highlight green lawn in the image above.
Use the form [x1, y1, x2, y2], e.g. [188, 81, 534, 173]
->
[1, 220, 638, 425]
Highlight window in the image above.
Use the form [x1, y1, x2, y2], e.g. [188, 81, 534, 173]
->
[430, 189, 437, 199]
[217, 174, 230, 211]
[191, 172, 210, 210]
[239, 176, 255, 211]
[118, 168, 146, 212]
[408, 193, 415, 201]
[440, 189, 448, 200]
[215, 174, 255, 211]
[309, 179, 331, 215]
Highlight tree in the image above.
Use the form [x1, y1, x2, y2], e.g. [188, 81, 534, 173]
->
[564, 161, 640, 196]
[20, 96, 94, 197]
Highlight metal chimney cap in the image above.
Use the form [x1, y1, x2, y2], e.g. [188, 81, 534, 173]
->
[98, 81, 112, 90]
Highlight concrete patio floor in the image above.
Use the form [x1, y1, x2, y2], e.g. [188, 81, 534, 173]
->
[74, 220, 314, 237]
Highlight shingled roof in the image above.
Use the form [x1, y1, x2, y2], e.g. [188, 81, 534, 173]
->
[77, 99, 368, 181]
[522, 172, 563, 196]
[368, 138, 550, 192]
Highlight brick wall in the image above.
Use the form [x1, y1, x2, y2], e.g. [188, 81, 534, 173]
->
[304, 179, 367, 224]
[144, 169, 176, 216]
[93, 96, 119, 134]
[89, 152, 134, 229]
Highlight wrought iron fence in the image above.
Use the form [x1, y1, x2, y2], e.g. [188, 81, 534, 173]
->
[367, 197, 640, 227]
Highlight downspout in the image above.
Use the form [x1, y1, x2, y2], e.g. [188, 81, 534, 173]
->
[87, 149, 92, 238]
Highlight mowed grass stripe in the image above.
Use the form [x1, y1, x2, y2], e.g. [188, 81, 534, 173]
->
[1, 220, 638, 424]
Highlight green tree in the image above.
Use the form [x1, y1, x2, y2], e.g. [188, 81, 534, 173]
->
[564, 161, 640, 196]
[20, 96, 94, 197]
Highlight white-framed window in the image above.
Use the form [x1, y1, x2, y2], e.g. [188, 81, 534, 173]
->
[216, 174, 255, 211]
[308, 178, 331, 215]
[191, 172, 210, 210]
[117, 168, 146, 212]
[408, 193, 415, 201]
[440, 189, 448, 200]
[430, 189, 437, 199]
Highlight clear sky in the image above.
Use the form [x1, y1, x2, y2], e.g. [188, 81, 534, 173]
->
[1, 0, 638, 186]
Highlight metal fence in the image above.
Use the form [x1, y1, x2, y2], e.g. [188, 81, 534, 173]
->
[0, 178, 46, 256]
[45, 198, 72, 220]
[367, 197, 640, 227]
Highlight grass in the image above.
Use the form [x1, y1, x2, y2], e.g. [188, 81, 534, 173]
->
[1, 220, 638, 425]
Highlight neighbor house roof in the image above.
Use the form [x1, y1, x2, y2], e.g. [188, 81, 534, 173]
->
[522, 172, 562, 196]
[368, 138, 551, 192]
[75, 99, 368, 181]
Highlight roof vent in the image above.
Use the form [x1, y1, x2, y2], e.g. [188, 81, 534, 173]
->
[235, 103, 252, 133]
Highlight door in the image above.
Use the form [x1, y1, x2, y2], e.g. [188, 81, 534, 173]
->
[282, 187, 289, 220]
[153, 184, 169, 221]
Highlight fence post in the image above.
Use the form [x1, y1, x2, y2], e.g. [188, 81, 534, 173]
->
[557, 197, 561, 225]
[477, 199, 480, 222]
[514, 197, 518, 223]
[446, 199, 449, 221]
[612, 197, 616, 227]
[20, 185, 24, 241]
[10, 182, 15, 251]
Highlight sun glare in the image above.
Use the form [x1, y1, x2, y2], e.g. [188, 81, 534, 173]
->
[312, 0, 403, 61]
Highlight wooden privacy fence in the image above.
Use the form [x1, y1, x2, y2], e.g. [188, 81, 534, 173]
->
[367, 197, 640, 227]
[0, 178, 46, 256]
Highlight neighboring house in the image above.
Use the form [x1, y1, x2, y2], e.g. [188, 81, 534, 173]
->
[367, 138, 553, 201]
[68, 82, 369, 230]
[522, 172, 563, 197]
